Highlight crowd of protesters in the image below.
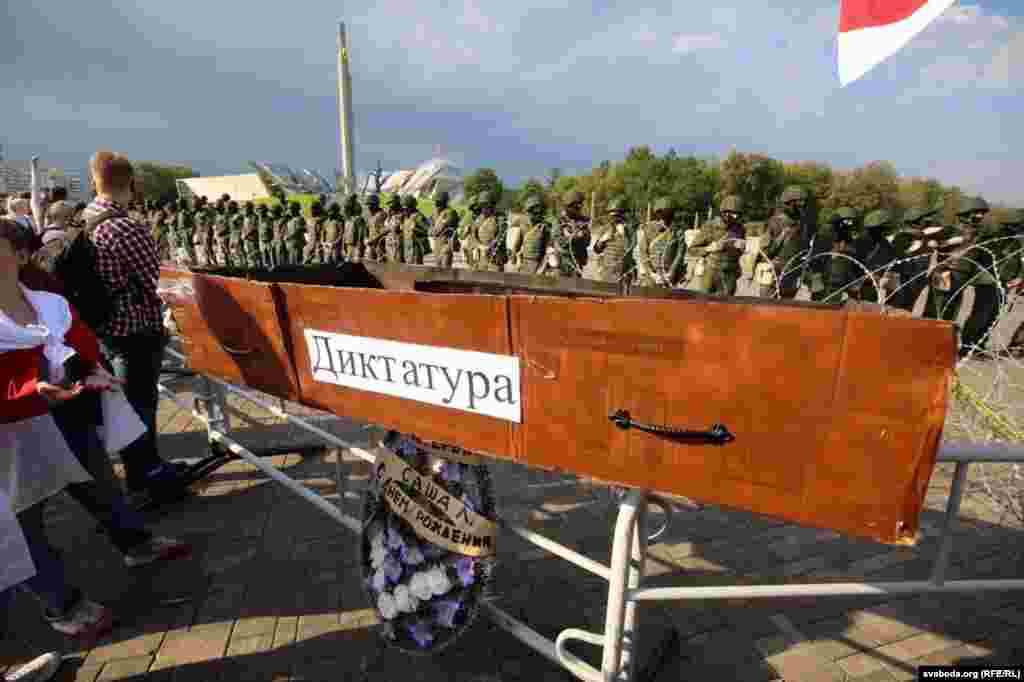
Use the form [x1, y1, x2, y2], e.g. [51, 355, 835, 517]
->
[1, 152, 196, 682]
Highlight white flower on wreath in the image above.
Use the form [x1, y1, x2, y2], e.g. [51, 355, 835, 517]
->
[370, 543, 388, 570]
[427, 566, 453, 597]
[394, 584, 420, 614]
[378, 592, 399, 620]
[409, 571, 434, 601]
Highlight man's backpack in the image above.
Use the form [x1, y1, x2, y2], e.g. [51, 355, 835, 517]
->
[32, 209, 123, 333]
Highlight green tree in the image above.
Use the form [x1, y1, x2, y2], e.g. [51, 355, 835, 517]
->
[827, 161, 900, 215]
[464, 168, 504, 203]
[719, 151, 786, 221]
[134, 161, 195, 204]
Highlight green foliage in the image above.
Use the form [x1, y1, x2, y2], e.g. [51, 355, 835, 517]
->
[463, 168, 504, 204]
[134, 161, 194, 204]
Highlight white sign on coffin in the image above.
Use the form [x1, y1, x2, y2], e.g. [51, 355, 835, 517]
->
[304, 329, 522, 423]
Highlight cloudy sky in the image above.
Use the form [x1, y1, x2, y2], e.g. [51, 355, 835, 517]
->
[2, 1, 1021, 203]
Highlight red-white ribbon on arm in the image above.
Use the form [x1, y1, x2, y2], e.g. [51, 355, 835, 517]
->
[838, 0, 958, 86]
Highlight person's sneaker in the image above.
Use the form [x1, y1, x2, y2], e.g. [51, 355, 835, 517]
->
[123, 536, 193, 568]
[3, 652, 62, 682]
[48, 600, 113, 643]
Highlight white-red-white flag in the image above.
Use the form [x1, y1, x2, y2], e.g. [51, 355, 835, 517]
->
[838, 0, 958, 86]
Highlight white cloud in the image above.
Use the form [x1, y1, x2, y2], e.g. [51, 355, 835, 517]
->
[672, 32, 726, 54]
[632, 28, 659, 44]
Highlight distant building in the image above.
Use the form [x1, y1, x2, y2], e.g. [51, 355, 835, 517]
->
[178, 174, 270, 202]
[0, 160, 86, 201]
[379, 158, 464, 200]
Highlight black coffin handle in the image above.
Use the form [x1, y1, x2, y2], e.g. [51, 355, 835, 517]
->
[609, 409, 735, 446]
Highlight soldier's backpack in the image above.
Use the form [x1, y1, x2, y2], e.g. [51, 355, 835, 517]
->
[32, 209, 123, 333]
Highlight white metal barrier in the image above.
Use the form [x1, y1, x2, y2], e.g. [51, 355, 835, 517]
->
[157, 347, 1024, 682]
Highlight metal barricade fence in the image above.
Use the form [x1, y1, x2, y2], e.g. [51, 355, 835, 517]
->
[156, 347, 1024, 682]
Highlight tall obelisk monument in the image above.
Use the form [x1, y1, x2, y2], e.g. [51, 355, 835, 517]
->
[337, 22, 356, 195]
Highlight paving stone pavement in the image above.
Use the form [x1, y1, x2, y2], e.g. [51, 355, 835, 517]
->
[2, 378, 1023, 681]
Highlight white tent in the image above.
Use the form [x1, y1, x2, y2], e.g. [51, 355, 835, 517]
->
[378, 158, 465, 200]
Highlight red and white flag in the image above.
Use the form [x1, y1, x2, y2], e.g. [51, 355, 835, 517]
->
[838, 0, 958, 86]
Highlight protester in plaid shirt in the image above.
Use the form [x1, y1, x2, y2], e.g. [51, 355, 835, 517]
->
[85, 151, 191, 502]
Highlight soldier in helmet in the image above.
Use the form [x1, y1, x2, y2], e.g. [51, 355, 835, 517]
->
[925, 197, 984, 322]
[150, 201, 170, 262]
[429, 190, 460, 268]
[459, 194, 482, 269]
[949, 197, 999, 354]
[272, 203, 290, 267]
[471, 192, 506, 272]
[552, 190, 591, 277]
[634, 197, 681, 288]
[256, 204, 274, 268]
[886, 205, 938, 312]
[240, 202, 260, 269]
[225, 200, 244, 267]
[401, 195, 430, 265]
[582, 197, 629, 284]
[702, 195, 747, 296]
[760, 186, 822, 299]
[509, 195, 552, 275]
[853, 209, 900, 303]
[997, 210, 1024, 354]
[175, 197, 195, 265]
[283, 201, 307, 266]
[363, 194, 386, 263]
[192, 196, 214, 267]
[211, 200, 232, 267]
[303, 200, 325, 264]
[340, 195, 365, 263]
[382, 194, 405, 263]
[821, 207, 861, 303]
[319, 201, 343, 264]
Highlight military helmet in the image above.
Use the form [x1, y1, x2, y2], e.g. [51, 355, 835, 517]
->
[402, 194, 418, 210]
[653, 197, 674, 214]
[466, 194, 480, 210]
[386, 194, 402, 209]
[834, 207, 858, 221]
[523, 195, 544, 213]
[606, 197, 626, 212]
[781, 186, 806, 204]
[564, 190, 585, 207]
[433, 190, 450, 205]
[228, 200, 238, 211]
[903, 206, 937, 224]
[256, 204, 268, 214]
[366, 193, 381, 207]
[271, 204, 283, 216]
[344, 193, 360, 208]
[1001, 208, 1024, 226]
[476, 191, 494, 207]
[720, 195, 743, 214]
[288, 201, 301, 212]
[957, 196, 990, 215]
[864, 209, 892, 230]
[220, 193, 232, 204]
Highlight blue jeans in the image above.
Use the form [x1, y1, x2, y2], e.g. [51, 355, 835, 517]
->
[13, 503, 80, 619]
[51, 410, 151, 552]
[101, 330, 168, 490]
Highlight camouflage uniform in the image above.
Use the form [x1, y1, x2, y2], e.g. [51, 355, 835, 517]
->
[429, 191, 459, 268]
[633, 197, 681, 288]
[227, 202, 244, 268]
[760, 186, 821, 299]
[401, 194, 431, 265]
[853, 209, 900, 303]
[470, 192, 506, 272]
[175, 199, 196, 266]
[887, 205, 937, 312]
[944, 198, 998, 352]
[212, 202, 232, 267]
[283, 202, 307, 266]
[257, 205, 276, 268]
[458, 195, 482, 270]
[582, 197, 629, 284]
[363, 195, 386, 263]
[383, 195, 405, 263]
[703, 196, 746, 296]
[273, 204, 291, 267]
[551, 191, 590, 277]
[339, 196, 365, 263]
[239, 203, 260, 269]
[823, 207, 861, 303]
[192, 200, 214, 267]
[508, 196, 551, 275]
[303, 201, 325, 265]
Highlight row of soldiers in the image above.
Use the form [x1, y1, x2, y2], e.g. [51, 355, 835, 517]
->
[142, 187, 1024, 355]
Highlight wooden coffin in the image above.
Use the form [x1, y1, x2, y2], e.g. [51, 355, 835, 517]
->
[161, 268, 300, 400]
[160, 265, 955, 546]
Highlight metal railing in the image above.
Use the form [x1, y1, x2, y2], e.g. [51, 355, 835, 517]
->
[157, 348, 1024, 682]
